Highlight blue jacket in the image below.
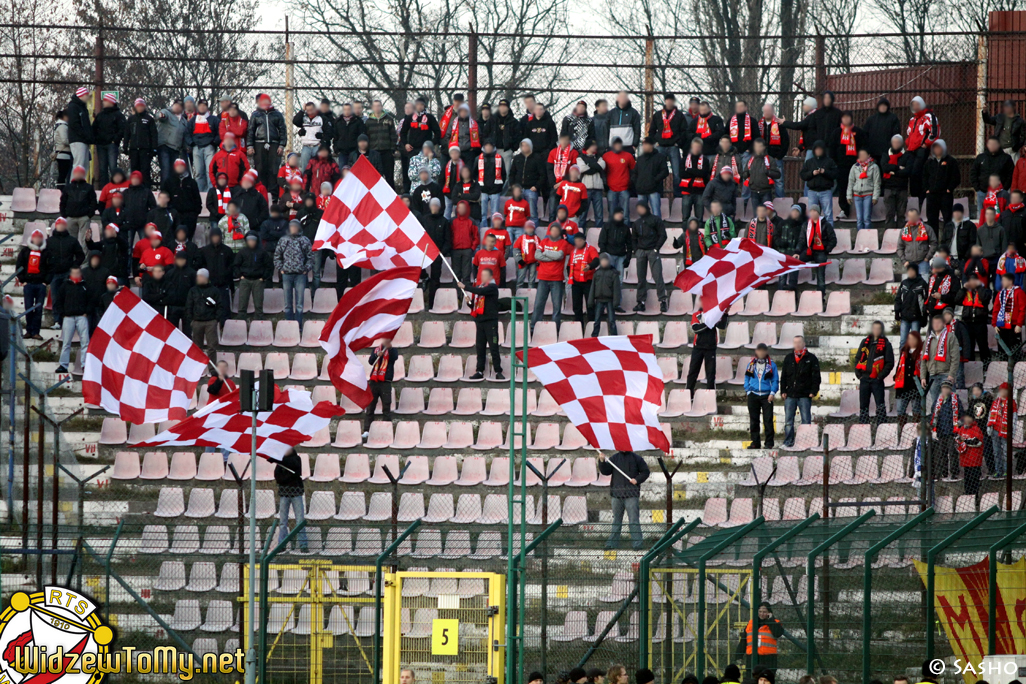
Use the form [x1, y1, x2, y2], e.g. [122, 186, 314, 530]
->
[743, 358, 779, 396]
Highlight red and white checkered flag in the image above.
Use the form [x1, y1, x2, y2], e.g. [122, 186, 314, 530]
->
[319, 266, 421, 408]
[83, 288, 209, 424]
[313, 155, 440, 269]
[517, 335, 670, 454]
[674, 237, 823, 328]
[136, 386, 345, 460]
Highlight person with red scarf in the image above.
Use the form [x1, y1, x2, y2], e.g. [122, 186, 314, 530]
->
[361, 339, 399, 440]
[971, 136, 1015, 221]
[504, 185, 530, 243]
[513, 220, 540, 289]
[447, 102, 481, 168]
[881, 134, 913, 226]
[794, 204, 837, 293]
[926, 255, 960, 317]
[827, 111, 865, 219]
[955, 271, 992, 365]
[988, 382, 1017, 479]
[650, 93, 686, 190]
[922, 313, 961, 410]
[688, 101, 724, 157]
[218, 102, 248, 148]
[458, 267, 503, 382]
[478, 139, 506, 228]
[923, 139, 960, 230]
[930, 378, 963, 479]
[483, 214, 512, 264]
[846, 148, 881, 233]
[906, 96, 940, 208]
[680, 137, 710, 222]
[568, 232, 600, 327]
[98, 169, 129, 209]
[16, 228, 48, 340]
[529, 223, 573, 335]
[745, 202, 779, 247]
[1001, 189, 1026, 255]
[978, 173, 1010, 224]
[673, 218, 706, 267]
[758, 103, 788, 198]
[896, 208, 938, 280]
[399, 97, 441, 193]
[779, 335, 820, 448]
[893, 330, 924, 433]
[995, 243, 1026, 290]
[993, 272, 1026, 353]
[686, 295, 730, 397]
[853, 320, 894, 425]
[546, 134, 579, 220]
[956, 411, 986, 494]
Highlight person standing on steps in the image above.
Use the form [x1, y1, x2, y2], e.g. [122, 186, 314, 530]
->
[854, 320, 895, 425]
[362, 338, 399, 441]
[458, 267, 505, 382]
[275, 448, 309, 553]
[599, 450, 650, 551]
[686, 295, 729, 397]
[744, 343, 778, 449]
[780, 335, 820, 449]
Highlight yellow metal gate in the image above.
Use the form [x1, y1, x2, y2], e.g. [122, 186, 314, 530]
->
[382, 570, 506, 684]
[648, 568, 752, 682]
[242, 560, 379, 684]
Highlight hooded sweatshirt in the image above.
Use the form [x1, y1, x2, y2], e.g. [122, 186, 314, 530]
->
[862, 98, 903, 159]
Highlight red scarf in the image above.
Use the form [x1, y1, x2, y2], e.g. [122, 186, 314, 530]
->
[794, 349, 806, 365]
[729, 113, 751, 143]
[439, 105, 456, 136]
[443, 160, 462, 191]
[681, 154, 705, 190]
[901, 221, 929, 242]
[227, 215, 245, 241]
[758, 117, 782, 145]
[857, 159, 871, 179]
[552, 145, 574, 180]
[713, 153, 739, 181]
[928, 272, 952, 310]
[1010, 203, 1026, 213]
[744, 156, 773, 186]
[448, 116, 480, 149]
[661, 108, 676, 139]
[747, 218, 774, 247]
[883, 150, 902, 179]
[931, 392, 959, 430]
[962, 288, 984, 308]
[696, 115, 711, 139]
[478, 153, 502, 183]
[215, 187, 231, 215]
[683, 230, 705, 266]
[317, 195, 330, 210]
[982, 185, 1005, 222]
[893, 348, 920, 389]
[840, 126, 857, 156]
[27, 249, 41, 274]
[805, 218, 824, 256]
[988, 396, 1017, 437]
[412, 112, 430, 130]
[369, 349, 389, 382]
[855, 336, 887, 379]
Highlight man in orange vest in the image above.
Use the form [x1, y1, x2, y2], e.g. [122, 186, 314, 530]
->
[736, 602, 783, 670]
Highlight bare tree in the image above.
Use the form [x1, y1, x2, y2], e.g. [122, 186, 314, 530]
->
[867, 0, 951, 64]
[808, 0, 858, 71]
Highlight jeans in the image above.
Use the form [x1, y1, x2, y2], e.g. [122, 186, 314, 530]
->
[96, 144, 120, 186]
[23, 283, 46, 337]
[607, 190, 630, 219]
[588, 189, 605, 227]
[807, 189, 834, 224]
[157, 145, 185, 183]
[515, 262, 537, 289]
[608, 255, 625, 307]
[990, 428, 1008, 477]
[282, 273, 307, 328]
[59, 315, 89, 369]
[977, 191, 987, 220]
[523, 189, 540, 223]
[530, 279, 565, 333]
[926, 375, 947, 413]
[591, 301, 616, 336]
[751, 190, 775, 211]
[853, 195, 873, 231]
[803, 149, 813, 196]
[643, 192, 662, 218]
[443, 197, 454, 220]
[607, 496, 642, 550]
[783, 396, 812, 447]
[740, 151, 752, 208]
[917, 260, 931, 280]
[299, 144, 319, 173]
[481, 193, 503, 226]
[277, 495, 309, 550]
[899, 320, 921, 349]
[895, 391, 922, 418]
[192, 144, 216, 192]
[774, 158, 785, 198]
[660, 145, 681, 192]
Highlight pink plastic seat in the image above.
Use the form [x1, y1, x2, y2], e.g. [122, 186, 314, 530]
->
[443, 422, 474, 449]
[830, 230, 852, 254]
[472, 422, 504, 450]
[865, 258, 894, 285]
[407, 355, 436, 382]
[725, 498, 754, 527]
[774, 322, 803, 350]
[395, 387, 425, 415]
[657, 357, 678, 383]
[416, 422, 447, 450]
[261, 288, 285, 314]
[683, 390, 717, 417]
[557, 424, 588, 450]
[237, 352, 262, 375]
[745, 322, 777, 349]
[795, 291, 823, 316]
[302, 425, 330, 447]
[875, 229, 900, 254]
[11, 187, 36, 213]
[818, 424, 846, 451]
[220, 320, 247, 346]
[566, 458, 598, 486]
[311, 289, 338, 314]
[829, 390, 859, 418]
[450, 321, 476, 348]
[740, 290, 769, 316]
[425, 456, 458, 485]
[424, 388, 454, 415]
[310, 453, 341, 482]
[100, 418, 128, 445]
[558, 321, 583, 343]
[635, 321, 661, 345]
[140, 452, 169, 479]
[429, 289, 458, 314]
[391, 422, 421, 449]
[783, 424, 819, 452]
[824, 291, 851, 317]
[388, 321, 414, 348]
[168, 452, 197, 480]
[419, 321, 447, 348]
[847, 455, 879, 484]
[263, 352, 290, 379]
[719, 322, 749, 349]
[195, 453, 224, 481]
[300, 321, 325, 347]
[851, 230, 879, 253]
[657, 322, 688, 348]
[659, 390, 692, 417]
[985, 362, 1008, 390]
[333, 421, 362, 449]
[111, 451, 141, 479]
[397, 456, 429, 484]
[476, 388, 509, 416]
[273, 320, 300, 347]
[289, 354, 318, 380]
[453, 388, 483, 415]
[529, 423, 560, 450]
[456, 457, 487, 486]
[838, 259, 867, 285]
[702, 498, 728, 526]
[767, 456, 800, 486]
[364, 422, 394, 449]
[482, 457, 510, 486]
[796, 456, 824, 485]
[535, 390, 560, 417]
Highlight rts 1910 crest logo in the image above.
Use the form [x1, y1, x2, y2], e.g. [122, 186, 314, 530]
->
[0, 586, 113, 684]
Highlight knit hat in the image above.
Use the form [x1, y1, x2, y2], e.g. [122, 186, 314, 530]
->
[104, 223, 119, 234]
[30, 228, 45, 241]
[102, 92, 117, 104]
[942, 379, 954, 389]
[197, 268, 210, 278]
[150, 230, 162, 240]
[243, 169, 259, 182]
[173, 159, 187, 168]
[931, 256, 947, 269]
[636, 669, 655, 684]
[134, 98, 146, 107]
[999, 381, 1011, 391]
[911, 95, 926, 110]
[808, 204, 821, 214]
[184, 95, 195, 104]
[803, 96, 817, 109]
[527, 673, 544, 684]
[246, 232, 259, 242]
[289, 219, 302, 227]
[429, 198, 442, 209]
[257, 92, 271, 103]
[790, 204, 802, 214]
[72, 165, 87, 177]
[75, 86, 89, 98]
[130, 170, 144, 182]
[54, 217, 67, 228]
[568, 668, 586, 683]
[719, 166, 734, 176]
[106, 275, 119, 285]
[763, 201, 775, 212]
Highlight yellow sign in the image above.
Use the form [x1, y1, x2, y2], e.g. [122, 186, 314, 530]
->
[431, 619, 459, 655]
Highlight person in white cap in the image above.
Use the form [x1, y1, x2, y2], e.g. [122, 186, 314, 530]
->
[59, 164, 98, 249]
[93, 91, 126, 187]
[67, 86, 93, 170]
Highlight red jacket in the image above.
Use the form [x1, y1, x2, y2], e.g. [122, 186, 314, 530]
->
[602, 151, 636, 192]
[139, 246, 174, 271]
[278, 164, 305, 190]
[450, 202, 480, 251]
[1013, 156, 1026, 194]
[503, 198, 529, 228]
[568, 245, 599, 283]
[209, 145, 250, 187]
[554, 180, 587, 218]
[536, 238, 572, 282]
[219, 116, 248, 146]
[99, 180, 129, 208]
[992, 286, 1026, 328]
[304, 157, 342, 193]
[954, 423, 985, 468]
[906, 109, 938, 152]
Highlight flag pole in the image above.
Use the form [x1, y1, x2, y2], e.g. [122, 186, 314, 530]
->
[245, 389, 258, 684]
[596, 449, 632, 481]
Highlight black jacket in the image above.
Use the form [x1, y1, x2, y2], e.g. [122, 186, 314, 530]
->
[411, 181, 444, 216]
[634, 150, 670, 195]
[232, 186, 269, 231]
[185, 283, 226, 322]
[956, 285, 992, 326]
[509, 152, 546, 191]
[160, 174, 202, 216]
[364, 113, 397, 152]
[800, 153, 839, 192]
[1000, 204, 1026, 254]
[333, 116, 367, 155]
[598, 220, 633, 259]
[59, 180, 99, 218]
[258, 217, 289, 250]
[146, 206, 180, 238]
[780, 350, 821, 398]
[894, 275, 928, 323]
[649, 108, 687, 148]
[421, 212, 452, 257]
[854, 335, 895, 381]
[121, 184, 157, 232]
[162, 265, 196, 307]
[631, 214, 667, 252]
[490, 111, 520, 151]
[452, 181, 482, 221]
[92, 106, 126, 146]
[701, 176, 738, 216]
[587, 265, 621, 305]
[775, 211, 806, 256]
[983, 110, 1026, 152]
[43, 231, 84, 275]
[399, 111, 440, 151]
[233, 244, 274, 280]
[123, 110, 158, 152]
[367, 347, 400, 382]
[826, 126, 866, 167]
[275, 451, 304, 495]
[598, 451, 651, 498]
[16, 245, 47, 285]
[57, 278, 91, 317]
[688, 114, 724, 156]
[861, 99, 902, 159]
[464, 281, 500, 321]
[924, 154, 961, 195]
[247, 107, 288, 148]
[86, 235, 130, 280]
[168, 241, 204, 271]
[970, 148, 1015, 192]
[476, 153, 506, 195]
[692, 311, 728, 350]
[795, 218, 838, 255]
[522, 112, 558, 156]
[200, 241, 235, 287]
[939, 219, 978, 262]
[68, 97, 94, 145]
[880, 147, 914, 190]
[297, 204, 323, 242]
[82, 262, 110, 311]
[144, 276, 167, 311]
[784, 103, 843, 150]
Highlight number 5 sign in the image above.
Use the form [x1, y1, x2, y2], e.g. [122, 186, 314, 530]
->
[431, 618, 459, 655]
